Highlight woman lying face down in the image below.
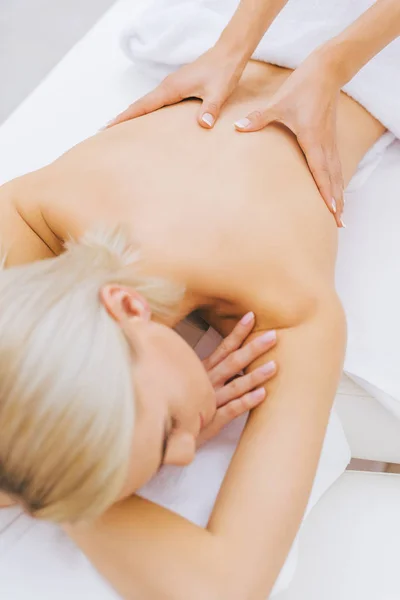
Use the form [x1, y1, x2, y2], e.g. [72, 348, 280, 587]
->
[0, 58, 386, 598]
[0, 229, 277, 521]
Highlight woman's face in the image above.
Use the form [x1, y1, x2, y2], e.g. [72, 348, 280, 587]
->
[101, 285, 216, 497]
[0, 287, 216, 511]
[122, 318, 216, 494]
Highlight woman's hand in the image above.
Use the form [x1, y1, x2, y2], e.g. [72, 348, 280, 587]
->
[197, 312, 277, 447]
[108, 44, 247, 130]
[234, 53, 345, 227]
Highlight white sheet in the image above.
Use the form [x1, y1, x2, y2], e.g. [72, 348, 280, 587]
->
[0, 1, 354, 597]
[336, 139, 400, 415]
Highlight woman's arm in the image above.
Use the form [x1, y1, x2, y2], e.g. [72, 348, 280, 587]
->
[68, 294, 345, 600]
[218, 0, 289, 63]
[321, 0, 400, 86]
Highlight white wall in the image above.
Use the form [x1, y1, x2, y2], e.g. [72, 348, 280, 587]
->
[0, 0, 115, 123]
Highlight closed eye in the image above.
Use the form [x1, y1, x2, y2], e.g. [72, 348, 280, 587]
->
[159, 417, 180, 471]
[159, 419, 171, 470]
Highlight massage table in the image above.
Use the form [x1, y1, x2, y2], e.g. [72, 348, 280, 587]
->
[1, 1, 400, 598]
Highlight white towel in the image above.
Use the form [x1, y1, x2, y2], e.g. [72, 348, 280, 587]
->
[121, 0, 398, 188]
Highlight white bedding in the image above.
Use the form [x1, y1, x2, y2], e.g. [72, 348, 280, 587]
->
[0, 0, 398, 598]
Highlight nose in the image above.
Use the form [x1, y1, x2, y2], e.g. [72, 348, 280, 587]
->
[163, 430, 196, 467]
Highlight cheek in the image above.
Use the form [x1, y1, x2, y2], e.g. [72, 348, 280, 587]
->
[119, 386, 167, 496]
[121, 427, 161, 495]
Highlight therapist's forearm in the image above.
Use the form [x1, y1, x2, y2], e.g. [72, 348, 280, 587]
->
[218, 0, 289, 62]
[320, 0, 400, 86]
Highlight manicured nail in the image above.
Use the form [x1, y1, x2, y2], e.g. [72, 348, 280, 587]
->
[331, 198, 337, 214]
[251, 387, 266, 400]
[202, 113, 215, 127]
[259, 361, 276, 376]
[340, 218, 346, 228]
[240, 311, 255, 325]
[259, 331, 276, 344]
[234, 117, 251, 129]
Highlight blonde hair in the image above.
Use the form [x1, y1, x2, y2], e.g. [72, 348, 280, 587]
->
[0, 228, 184, 523]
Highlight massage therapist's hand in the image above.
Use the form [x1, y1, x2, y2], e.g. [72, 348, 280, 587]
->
[235, 52, 345, 227]
[109, 48, 344, 227]
[198, 312, 277, 447]
[108, 44, 247, 130]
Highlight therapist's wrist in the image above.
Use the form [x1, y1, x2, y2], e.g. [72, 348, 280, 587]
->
[214, 33, 254, 68]
[313, 40, 357, 88]
[210, 37, 251, 79]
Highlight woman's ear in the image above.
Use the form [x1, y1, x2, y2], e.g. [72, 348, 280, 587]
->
[100, 285, 151, 323]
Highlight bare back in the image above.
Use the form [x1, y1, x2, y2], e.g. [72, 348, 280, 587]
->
[4, 61, 385, 325]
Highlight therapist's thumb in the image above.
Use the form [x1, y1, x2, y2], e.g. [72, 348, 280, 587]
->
[234, 108, 279, 132]
[198, 99, 223, 129]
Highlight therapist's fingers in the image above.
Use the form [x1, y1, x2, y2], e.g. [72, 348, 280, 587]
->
[327, 148, 345, 227]
[198, 96, 225, 129]
[107, 82, 183, 127]
[234, 107, 282, 133]
[297, 135, 336, 215]
[235, 107, 344, 227]
[298, 134, 343, 227]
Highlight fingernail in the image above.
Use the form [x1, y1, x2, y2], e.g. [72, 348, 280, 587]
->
[340, 218, 346, 228]
[234, 117, 251, 129]
[259, 361, 276, 375]
[331, 198, 337, 214]
[202, 113, 215, 127]
[251, 387, 266, 400]
[240, 311, 255, 325]
[259, 331, 276, 344]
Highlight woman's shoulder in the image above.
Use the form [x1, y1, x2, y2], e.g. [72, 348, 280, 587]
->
[0, 178, 57, 266]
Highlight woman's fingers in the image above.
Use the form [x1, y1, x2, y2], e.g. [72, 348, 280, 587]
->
[202, 312, 255, 371]
[196, 387, 266, 448]
[215, 360, 276, 408]
[296, 134, 342, 225]
[106, 82, 182, 128]
[329, 150, 345, 227]
[234, 105, 346, 227]
[234, 108, 278, 132]
[208, 329, 277, 387]
[198, 101, 219, 129]
[198, 95, 226, 129]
